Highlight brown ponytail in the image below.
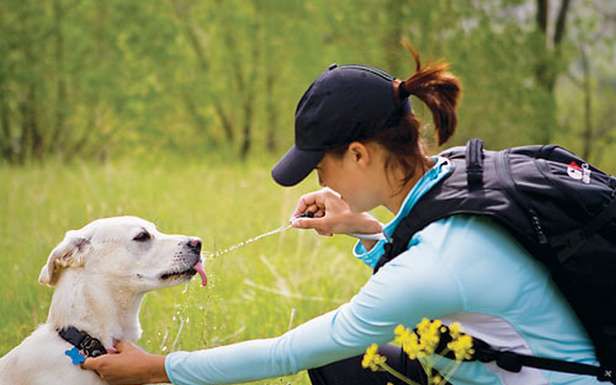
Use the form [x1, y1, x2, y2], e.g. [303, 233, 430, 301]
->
[397, 46, 461, 146]
[328, 45, 462, 190]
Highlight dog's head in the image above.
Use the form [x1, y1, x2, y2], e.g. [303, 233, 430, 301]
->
[38, 216, 206, 291]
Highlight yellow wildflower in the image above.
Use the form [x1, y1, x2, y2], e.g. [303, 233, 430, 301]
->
[363, 319, 475, 385]
[393, 324, 407, 346]
[448, 322, 462, 339]
[394, 324, 424, 360]
[447, 334, 474, 360]
[416, 318, 431, 333]
[361, 343, 387, 371]
[416, 319, 442, 355]
[396, 319, 448, 360]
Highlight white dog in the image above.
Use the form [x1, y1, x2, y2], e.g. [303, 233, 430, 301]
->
[0, 216, 207, 385]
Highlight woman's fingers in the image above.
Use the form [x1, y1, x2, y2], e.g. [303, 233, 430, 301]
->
[292, 188, 341, 217]
[80, 341, 156, 385]
[81, 356, 102, 371]
[293, 196, 323, 217]
[291, 217, 331, 234]
[293, 191, 320, 216]
[291, 187, 353, 236]
[81, 342, 128, 378]
[298, 205, 325, 219]
[292, 207, 383, 237]
[304, 204, 319, 216]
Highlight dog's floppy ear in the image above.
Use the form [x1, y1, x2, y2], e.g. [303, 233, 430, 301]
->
[39, 230, 91, 287]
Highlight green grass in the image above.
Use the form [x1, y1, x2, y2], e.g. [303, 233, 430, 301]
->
[0, 158, 376, 384]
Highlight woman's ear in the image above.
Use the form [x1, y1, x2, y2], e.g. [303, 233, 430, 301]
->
[347, 142, 371, 166]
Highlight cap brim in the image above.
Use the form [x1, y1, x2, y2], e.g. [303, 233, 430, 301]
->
[271, 145, 324, 187]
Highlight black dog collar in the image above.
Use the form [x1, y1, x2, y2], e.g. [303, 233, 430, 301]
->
[58, 326, 107, 358]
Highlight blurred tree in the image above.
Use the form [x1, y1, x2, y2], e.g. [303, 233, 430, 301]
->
[0, 0, 613, 168]
[171, 0, 220, 147]
[50, 0, 67, 154]
[532, 0, 571, 143]
[559, 0, 616, 162]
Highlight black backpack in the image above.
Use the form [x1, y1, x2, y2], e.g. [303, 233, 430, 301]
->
[374, 138, 616, 383]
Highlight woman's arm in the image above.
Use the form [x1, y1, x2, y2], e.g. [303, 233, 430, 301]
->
[81, 234, 463, 385]
[164, 241, 463, 385]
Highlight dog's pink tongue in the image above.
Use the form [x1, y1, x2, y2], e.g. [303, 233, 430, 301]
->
[193, 261, 207, 287]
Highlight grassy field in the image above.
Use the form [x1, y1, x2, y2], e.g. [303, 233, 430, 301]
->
[0, 157, 376, 384]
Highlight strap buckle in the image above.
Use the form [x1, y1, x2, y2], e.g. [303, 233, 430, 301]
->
[465, 138, 485, 189]
[599, 368, 614, 382]
[79, 334, 106, 357]
[58, 326, 107, 358]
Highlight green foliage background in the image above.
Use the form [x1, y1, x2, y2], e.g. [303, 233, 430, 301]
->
[1, 1, 615, 384]
[1, 0, 614, 166]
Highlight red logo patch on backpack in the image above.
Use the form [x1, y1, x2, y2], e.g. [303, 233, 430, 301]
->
[567, 161, 591, 184]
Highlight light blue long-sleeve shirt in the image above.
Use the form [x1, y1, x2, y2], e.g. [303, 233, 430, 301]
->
[166, 157, 599, 385]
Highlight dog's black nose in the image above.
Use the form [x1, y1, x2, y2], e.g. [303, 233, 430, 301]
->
[187, 238, 202, 253]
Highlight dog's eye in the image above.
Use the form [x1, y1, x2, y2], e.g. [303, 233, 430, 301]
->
[133, 231, 151, 242]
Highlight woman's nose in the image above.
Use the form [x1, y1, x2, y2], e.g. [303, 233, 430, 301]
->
[187, 238, 202, 253]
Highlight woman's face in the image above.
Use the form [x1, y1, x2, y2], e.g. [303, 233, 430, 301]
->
[315, 142, 386, 213]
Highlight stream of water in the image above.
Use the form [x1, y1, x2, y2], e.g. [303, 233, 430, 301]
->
[202, 223, 294, 260]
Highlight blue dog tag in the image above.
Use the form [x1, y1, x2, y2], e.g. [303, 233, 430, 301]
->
[65, 346, 86, 365]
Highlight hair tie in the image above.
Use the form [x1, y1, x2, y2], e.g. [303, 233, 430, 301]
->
[400, 81, 412, 100]
[394, 79, 411, 100]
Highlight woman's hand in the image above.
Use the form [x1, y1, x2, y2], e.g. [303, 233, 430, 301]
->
[291, 188, 382, 237]
[81, 341, 169, 385]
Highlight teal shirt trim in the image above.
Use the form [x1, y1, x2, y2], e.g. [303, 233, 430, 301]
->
[353, 155, 453, 268]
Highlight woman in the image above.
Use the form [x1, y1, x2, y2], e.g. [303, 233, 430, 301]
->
[82, 49, 600, 385]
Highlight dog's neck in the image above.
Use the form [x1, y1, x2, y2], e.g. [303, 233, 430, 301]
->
[47, 269, 144, 348]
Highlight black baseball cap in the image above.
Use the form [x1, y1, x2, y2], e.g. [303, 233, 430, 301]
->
[271, 63, 411, 187]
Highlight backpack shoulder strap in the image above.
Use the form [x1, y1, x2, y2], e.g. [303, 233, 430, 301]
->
[375, 138, 531, 273]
